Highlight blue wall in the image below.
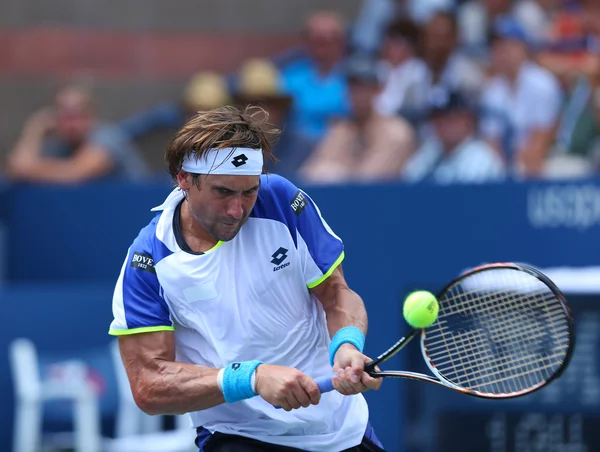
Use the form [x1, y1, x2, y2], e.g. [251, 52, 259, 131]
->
[2, 179, 600, 451]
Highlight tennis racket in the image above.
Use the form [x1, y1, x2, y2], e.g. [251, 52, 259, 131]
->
[313, 262, 575, 399]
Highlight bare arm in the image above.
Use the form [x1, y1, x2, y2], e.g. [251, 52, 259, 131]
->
[119, 330, 223, 415]
[518, 128, 555, 176]
[10, 109, 55, 158]
[310, 265, 368, 337]
[8, 144, 114, 184]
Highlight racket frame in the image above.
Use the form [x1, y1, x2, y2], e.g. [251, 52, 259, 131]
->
[363, 262, 576, 399]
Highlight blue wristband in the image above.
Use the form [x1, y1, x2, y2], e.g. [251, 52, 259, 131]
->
[329, 326, 365, 366]
[221, 360, 263, 403]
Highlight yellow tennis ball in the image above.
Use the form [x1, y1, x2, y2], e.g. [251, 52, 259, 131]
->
[403, 291, 439, 328]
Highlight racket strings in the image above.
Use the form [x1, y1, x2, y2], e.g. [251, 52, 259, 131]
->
[423, 268, 571, 395]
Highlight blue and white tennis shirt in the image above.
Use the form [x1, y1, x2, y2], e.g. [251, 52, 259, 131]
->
[109, 174, 369, 451]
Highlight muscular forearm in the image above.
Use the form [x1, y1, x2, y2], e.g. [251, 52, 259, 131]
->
[132, 360, 223, 415]
[11, 132, 44, 159]
[325, 287, 368, 337]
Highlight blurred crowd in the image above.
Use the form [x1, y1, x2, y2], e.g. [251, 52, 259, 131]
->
[5, 0, 600, 186]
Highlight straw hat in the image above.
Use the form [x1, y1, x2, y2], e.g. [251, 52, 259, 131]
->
[183, 72, 231, 111]
[235, 59, 292, 107]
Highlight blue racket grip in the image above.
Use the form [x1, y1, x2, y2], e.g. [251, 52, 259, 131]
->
[314, 375, 334, 393]
[273, 375, 335, 409]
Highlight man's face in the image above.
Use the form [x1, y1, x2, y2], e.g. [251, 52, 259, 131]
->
[55, 90, 94, 146]
[432, 110, 474, 149]
[483, 0, 511, 16]
[491, 38, 527, 76]
[179, 173, 260, 242]
[423, 15, 457, 62]
[349, 81, 379, 118]
[306, 16, 345, 66]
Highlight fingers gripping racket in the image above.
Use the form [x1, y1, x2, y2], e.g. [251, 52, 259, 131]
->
[315, 262, 575, 399]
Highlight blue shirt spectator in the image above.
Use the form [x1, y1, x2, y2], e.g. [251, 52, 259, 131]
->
[279, 11, 352, 156]
[119, 103, 185, 141]
[281, 58, 351, 142]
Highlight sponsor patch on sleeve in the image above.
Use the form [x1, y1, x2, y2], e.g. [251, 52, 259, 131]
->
[130, 252, 155, 273]
[290, 190, 307, 216]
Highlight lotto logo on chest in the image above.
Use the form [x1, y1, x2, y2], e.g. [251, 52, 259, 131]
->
[271, 247, 290, 272]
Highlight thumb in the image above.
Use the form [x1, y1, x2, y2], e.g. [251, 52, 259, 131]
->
[349, 352, 365, 383]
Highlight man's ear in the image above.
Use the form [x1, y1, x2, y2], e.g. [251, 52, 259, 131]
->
[177, 170, 192, 191]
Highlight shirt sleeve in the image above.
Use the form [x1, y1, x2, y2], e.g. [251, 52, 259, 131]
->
[529, 73, 562, 129]
[289, 186, 345, 288]
[479, 83, 507, 141]
[109, 243, 174, 336]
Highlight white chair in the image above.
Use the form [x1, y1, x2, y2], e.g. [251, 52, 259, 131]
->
[10, 338, 197, 452]
[10, 338, 102, 452]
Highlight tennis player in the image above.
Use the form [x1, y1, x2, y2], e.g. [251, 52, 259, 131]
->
[108, 106, 384, 452]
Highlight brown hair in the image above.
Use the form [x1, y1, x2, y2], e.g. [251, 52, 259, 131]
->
[166, 105, 279, 181]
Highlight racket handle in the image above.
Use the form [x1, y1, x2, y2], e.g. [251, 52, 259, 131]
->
[273, 375, 335, 409]
[314, 375, 334, 393]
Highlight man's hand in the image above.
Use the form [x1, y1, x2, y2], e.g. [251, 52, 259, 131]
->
[332, 343, 381, 395]
[255, 364, 321, 411]
[23, 108, 56, 137]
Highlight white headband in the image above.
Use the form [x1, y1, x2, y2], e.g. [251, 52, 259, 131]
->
[181, 147, 264, 176]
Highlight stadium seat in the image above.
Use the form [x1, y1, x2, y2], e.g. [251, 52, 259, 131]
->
[9, 338, 196, 452]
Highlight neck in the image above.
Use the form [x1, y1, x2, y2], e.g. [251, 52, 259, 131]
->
[180, 200, 218, 252]
[506, 63, 524, 86]
[316, 59, 337, 75]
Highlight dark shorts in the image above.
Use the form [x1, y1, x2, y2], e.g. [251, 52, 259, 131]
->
[196, 422, 385, 452]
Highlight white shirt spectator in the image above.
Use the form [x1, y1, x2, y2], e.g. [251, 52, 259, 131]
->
[351, 0, 455, 55]
[435, 52, 486, 102]
[480, 62, 562, 156]
[458, 0, 549, 56]
[402, 136, 506, 184]
[374, 58, 430, 116]
[374, 54, 485, 118]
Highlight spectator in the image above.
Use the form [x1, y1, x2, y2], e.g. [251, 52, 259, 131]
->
[6, 85, 149, 184]
[373, 18, 430, 120]
[350, 0, 454, 56]
[536, 0, 600, 86]
[299, 56, 415, 184]
[480, 17, 563, 176]
[118, 72, 231, 141]
[232, 59, 293, 174]
[402, 89, 505, 184]
[421, 12, 485, 104]
[548, 60, 600, 178]
[280, 10, 352, 165]
[458, 0, 548, 58]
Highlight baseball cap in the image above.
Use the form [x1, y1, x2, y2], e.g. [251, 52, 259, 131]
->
[492, 16, 530, 45]
[343, 55, 380, 85]
[428, 88, 474, 117]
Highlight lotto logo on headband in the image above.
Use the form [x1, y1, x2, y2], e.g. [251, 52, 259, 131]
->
[181, 147, 263, 175]
[231, 154, 248, 167]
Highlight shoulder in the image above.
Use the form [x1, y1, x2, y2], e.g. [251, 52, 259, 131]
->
[88, 123, 132, 149]
[254, 174, 305, 218]
[129, 213, 174, 267]
[482, 77, 507, 103]
[522, 63, 561, 92]
[281, 58, 313, 82]
[458, 139, 504, 169]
